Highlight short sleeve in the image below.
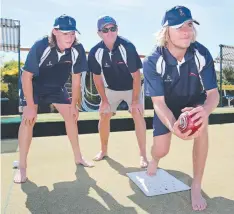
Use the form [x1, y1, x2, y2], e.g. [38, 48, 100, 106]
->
[88, 50, 102, 75]
[22, 40, 43, 76]
[72, 44, 88, 74]
[199, 49, 218, 90]
[143, 54, 164, 97]
[126, 44, 142, 73]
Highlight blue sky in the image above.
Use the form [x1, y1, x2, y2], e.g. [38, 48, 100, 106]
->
[1, 0, 234, 63]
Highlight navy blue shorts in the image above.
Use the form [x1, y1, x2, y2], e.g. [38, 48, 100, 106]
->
[20, 87, 71, 107]
[153, 102, 205, 137]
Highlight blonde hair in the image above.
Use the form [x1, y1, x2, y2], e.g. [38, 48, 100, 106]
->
[155, 26, 197, 47]
[48, 30, 79, 48]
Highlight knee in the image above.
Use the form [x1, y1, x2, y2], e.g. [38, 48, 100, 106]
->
[131, 110, 142, 120]
[151, 135, 171, 159]
[100, 113, 112, 122]
[20, 119, 36, 128]
[195, 124, 209, 144]
[62, 112, 75, 123]
[151, 144, 169, 159]
[201, 119, 209, 132]
[196, 120, 209, 138]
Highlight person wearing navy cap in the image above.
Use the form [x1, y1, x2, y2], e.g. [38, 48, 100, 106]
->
[14, 15, 94, 184]
[88, 16, 148, 168]
[143, 6, 219, 211]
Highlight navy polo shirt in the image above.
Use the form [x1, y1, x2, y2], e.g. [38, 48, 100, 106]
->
[88, 36, 142, 91]
[22, 36, 88, 94]
[143, 42, 218, 109]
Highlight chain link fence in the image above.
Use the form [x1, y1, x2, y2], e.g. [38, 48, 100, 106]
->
[215, 45, 234, 107]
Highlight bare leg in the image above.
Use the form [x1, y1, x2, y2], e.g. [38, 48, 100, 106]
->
[54, 104, 93, 167]
[93, 112, 112, 161]
[191, 121, 209, 211]
[14, 105, 38, 183]
[131, 111, 148, 168]
[147, 132, 171, 176]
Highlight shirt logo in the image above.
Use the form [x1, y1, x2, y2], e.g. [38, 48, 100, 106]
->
[164, 75, 173, 82]
[104, 62, 110, 68]
[117, 61, 124, 64]
[46, 61, 53, 67]
[189, 72, 198, 77]
[63, 61, 72, 64]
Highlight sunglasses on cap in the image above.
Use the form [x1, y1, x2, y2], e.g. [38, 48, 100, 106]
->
[100, 26, 117, 33]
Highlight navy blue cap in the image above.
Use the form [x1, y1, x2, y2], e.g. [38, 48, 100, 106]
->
[53, 14, 80, 34]
[97, 16, 117, 31]
[162, 6, 199, 28]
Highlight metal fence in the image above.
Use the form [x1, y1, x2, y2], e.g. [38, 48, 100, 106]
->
[0, 18, 20, 52]
[0, 18, 21, 93]
[215, 45, 234, 107]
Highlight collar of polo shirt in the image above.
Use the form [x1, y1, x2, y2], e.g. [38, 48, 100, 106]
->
[102, 36, 120, 51]
[163, 45, 195, 65]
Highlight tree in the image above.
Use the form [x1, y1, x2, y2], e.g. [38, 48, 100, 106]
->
[223, 65, 234, 83]
[1, 60, 24, 100]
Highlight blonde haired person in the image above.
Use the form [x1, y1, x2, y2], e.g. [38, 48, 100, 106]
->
[15, 15, 94, 184]
[143, 6, 219, 211]
[155, 24, 197, 47]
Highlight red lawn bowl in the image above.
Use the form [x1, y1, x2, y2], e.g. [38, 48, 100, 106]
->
[178, 111, 201, 136]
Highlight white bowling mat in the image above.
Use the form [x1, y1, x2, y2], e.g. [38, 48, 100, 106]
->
[127, 169, 190, 197]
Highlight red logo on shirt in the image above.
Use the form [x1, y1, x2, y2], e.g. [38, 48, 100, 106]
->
[64, 61, 72, 64]
[189, 72, 198, 77]
[117, 61, 124, 64]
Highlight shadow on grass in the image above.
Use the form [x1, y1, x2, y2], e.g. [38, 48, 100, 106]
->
[21, 165, 137, 214]
[105, 157, 234, 214]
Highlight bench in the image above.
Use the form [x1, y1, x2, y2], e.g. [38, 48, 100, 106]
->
[222, 85, 234, 107]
